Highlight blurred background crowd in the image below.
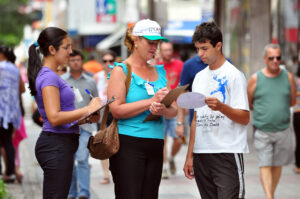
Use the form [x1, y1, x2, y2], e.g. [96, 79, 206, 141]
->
[1, 0, 299, 80]
[0, 0, 299, 198]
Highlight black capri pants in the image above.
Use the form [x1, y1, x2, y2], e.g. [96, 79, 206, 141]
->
[35, 131, 79, 199]
[0, 123, 15, 176]
[109, 134, 164, 199]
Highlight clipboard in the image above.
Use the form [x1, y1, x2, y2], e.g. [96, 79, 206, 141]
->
[143, 84, 189, 122]
[70, 96, 116, 127]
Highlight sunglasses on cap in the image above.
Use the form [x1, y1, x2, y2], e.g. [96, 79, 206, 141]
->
[268, 56, 281, 61]
[103, 59, 114, 63]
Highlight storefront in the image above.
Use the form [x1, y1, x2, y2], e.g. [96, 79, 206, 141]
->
[215, 0, 299, 77]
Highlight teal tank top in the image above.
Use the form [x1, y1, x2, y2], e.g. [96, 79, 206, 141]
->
[108, 62, 167, 139]
[253, 69, 290, 132]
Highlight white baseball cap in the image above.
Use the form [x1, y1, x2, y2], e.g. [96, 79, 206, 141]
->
[132, 19, 168, 42]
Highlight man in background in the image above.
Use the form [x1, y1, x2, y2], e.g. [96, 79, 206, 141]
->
[247, 43, 296, 199]
[158, 41, 183, 179]
[62, 49, 99, 199]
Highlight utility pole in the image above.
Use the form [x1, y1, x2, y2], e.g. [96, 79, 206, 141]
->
[148, 0, 154, 19]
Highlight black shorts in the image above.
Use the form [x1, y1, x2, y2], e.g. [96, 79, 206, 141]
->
[193, 153, 245, 199]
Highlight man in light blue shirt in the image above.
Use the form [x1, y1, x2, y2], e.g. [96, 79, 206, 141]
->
[62, 49, 98, 199]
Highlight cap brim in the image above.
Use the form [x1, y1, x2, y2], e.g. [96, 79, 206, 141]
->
[143, 35, 169, 42]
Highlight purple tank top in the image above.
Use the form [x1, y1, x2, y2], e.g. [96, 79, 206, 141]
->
[35, 67, 79, 133]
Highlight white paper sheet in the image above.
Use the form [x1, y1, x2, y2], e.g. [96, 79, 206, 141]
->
[177, 92, 206, 109]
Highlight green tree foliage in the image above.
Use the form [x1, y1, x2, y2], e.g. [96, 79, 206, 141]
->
[0, 178, 7, 199]
[0, 0, 29, 46]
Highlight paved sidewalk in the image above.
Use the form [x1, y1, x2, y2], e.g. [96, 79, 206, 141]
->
[4, 89, 300, 198]
[4, 118, 42, 199]
[89, 134, 300, 199]
[5, 116, 300, 199]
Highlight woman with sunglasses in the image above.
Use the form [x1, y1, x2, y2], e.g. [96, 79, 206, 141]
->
[93, 50, 117, 185]
[107, 19, 177, 199]
[27, 27, 102, 198]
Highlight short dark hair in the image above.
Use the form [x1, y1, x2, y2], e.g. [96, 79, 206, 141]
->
[70, 49, 84, 60]
[192, 22, 222, 47]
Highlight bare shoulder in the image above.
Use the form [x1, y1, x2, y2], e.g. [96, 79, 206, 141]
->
[248, 73, 257, 85]
[110, 65, 126, 79]
[287, 71, 295, 80]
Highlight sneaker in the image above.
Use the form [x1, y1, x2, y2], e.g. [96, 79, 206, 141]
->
[169, 159, 176, 175]
[161, 169, 169, 179]
[3, 174, 15, 183]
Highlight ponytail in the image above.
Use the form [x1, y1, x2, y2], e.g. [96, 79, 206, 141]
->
[27, 27, 68, 96]
[124, 26, 135, 52]
[28, 44, 42, 96]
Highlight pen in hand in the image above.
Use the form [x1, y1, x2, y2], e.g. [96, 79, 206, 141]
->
[85, 89, 99, 116]
[85, 89, 94, 99]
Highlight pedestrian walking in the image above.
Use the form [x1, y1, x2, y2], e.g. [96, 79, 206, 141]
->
[157, 41, 184, 179]
[94, 50, 117, 185]
[107, 19, 177, 199]
[6, 47, 27, 184]
[247, 43, 296, 199]
[27, 27, 102, 199]
[183, 22, 250, 199]
[61, 49, 98, 199]
[0, 45, 23, 183]
[293, 65, 300, 174]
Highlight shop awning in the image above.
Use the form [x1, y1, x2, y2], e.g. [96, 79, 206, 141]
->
[163, 20, 206, 43]
[96, 26, 126, 51]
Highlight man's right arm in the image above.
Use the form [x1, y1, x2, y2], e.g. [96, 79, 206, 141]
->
[247, 73, 257, 110]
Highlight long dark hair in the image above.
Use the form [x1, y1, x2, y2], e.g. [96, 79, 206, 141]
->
[28, 27, 68, 96]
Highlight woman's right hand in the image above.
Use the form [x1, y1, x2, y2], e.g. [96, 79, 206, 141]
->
[87, 97, 102, 115]
[152, 87, 169, 103]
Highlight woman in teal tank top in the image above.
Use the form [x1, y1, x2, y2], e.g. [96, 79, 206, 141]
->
[107, 19, 177, 199]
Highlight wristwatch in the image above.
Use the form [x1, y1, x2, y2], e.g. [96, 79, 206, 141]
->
[176, 121, 184, 126]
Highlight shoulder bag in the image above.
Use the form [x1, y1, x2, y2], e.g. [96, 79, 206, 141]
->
[87, 63, 132, 160]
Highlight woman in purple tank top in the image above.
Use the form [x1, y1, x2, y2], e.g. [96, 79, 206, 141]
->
[27, 27, 102, 199]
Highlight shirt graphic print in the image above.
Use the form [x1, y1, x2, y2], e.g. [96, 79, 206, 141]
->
[192, 60, 249, 153]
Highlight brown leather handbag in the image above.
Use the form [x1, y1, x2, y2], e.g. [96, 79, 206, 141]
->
[87, 63, 132, 160]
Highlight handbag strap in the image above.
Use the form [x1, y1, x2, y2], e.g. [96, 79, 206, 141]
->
[100, 62, 132, 130]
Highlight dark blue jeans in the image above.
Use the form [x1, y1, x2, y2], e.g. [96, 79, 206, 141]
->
[35, 131, 79, 199]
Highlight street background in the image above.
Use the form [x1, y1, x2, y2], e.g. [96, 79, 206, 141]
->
[4, 85, 300, 199]
[1, 0, 299, 198]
